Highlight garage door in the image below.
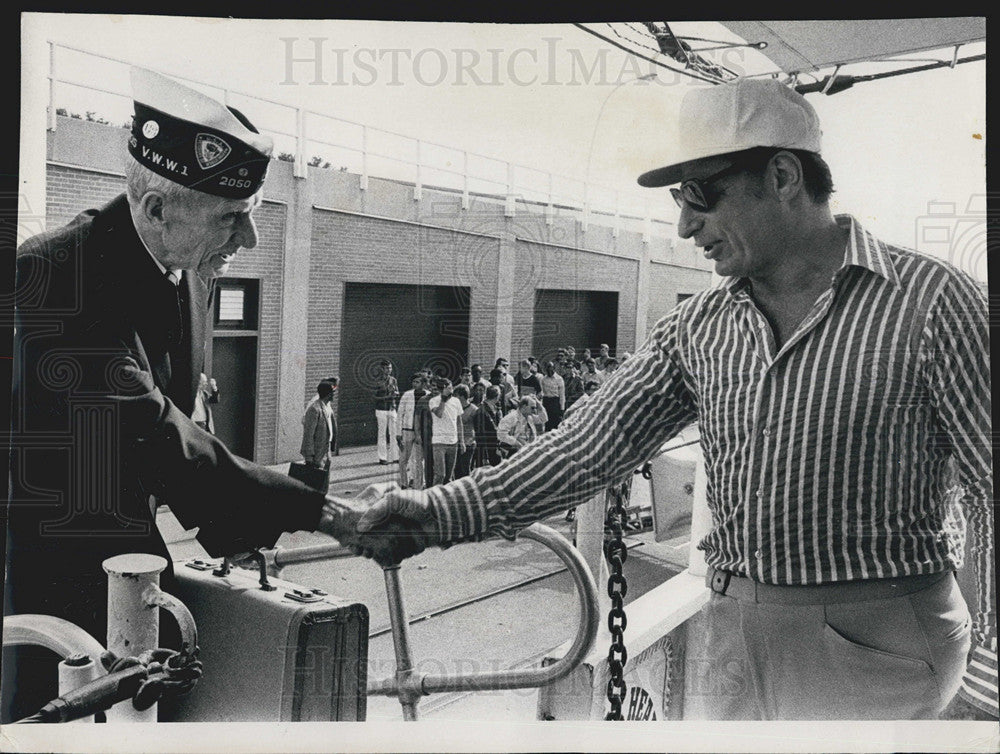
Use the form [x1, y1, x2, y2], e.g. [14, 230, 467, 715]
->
[532, 289, 619, 365]
[338, 283, 470, 447]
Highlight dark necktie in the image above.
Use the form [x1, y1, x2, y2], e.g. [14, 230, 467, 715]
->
[165, 270, 185, 346]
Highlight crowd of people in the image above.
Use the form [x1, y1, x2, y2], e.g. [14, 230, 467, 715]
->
[296, 347, 629, 495]
[387, 347, 628, 489]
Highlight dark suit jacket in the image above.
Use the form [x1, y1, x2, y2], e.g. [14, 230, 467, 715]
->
[473, 402, 503, 466]
[6, 194, 325, 642]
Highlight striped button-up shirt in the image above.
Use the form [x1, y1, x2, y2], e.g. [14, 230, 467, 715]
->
[425, 216, 994, 645]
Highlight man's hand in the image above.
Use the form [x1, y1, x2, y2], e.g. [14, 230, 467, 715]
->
[316, 483, 396, 554]
[355, 487, 441, 566]
[317, 483, 433, 568]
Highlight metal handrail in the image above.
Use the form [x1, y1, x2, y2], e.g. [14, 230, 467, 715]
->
[268, 542, 354, 574]
[261, 522, 599, 720]
[45, 40, 679, 233]
[3, 614, 106, 661]
[366, 523, 599, 719]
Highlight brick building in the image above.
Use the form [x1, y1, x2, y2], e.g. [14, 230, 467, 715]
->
[41, 116, 712, 462]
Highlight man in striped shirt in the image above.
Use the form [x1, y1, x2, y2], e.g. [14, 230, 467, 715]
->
[350, 78, 993, 720]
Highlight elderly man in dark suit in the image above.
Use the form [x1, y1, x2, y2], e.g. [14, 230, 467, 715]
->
[3, 67, 397, 722]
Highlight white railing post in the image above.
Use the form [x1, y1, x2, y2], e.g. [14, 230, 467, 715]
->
[293, 107, 307, 179]
[546, 171, 553, 226]
[47, 42, 57, 131]
[505, 161, 515, 217]
[414, 139, 422, 201]
[360, 125, 369, 191]
[643, 199, 652, 244]
[461, 150, 469, 210]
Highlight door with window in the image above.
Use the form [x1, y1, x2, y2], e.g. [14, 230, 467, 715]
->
[207, 279, 259, 460]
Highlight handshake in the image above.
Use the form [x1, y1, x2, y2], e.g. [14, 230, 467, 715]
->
[315, 483, 441, 567]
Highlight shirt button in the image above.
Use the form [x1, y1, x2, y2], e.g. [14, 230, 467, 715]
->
[755, 490, 763, 500]
[761, 428, 771, 437]
[754, 549, 763, 559]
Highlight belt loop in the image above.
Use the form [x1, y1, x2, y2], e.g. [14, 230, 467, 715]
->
[710, 568, 732, 595]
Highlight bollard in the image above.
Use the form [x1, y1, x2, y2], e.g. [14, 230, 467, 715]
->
[57, 654, 102, 723]
[102, 553, 168, 723]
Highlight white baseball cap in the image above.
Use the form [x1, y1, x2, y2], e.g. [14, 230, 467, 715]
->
[637, 78, 822, 188]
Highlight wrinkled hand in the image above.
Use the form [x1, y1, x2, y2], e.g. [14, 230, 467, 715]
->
[317, 483, 432, 567]
[354, 487, 441, 567]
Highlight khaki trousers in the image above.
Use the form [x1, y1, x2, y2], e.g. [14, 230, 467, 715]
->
[398, 429, 422, 488]
[682, 570, 971, 720]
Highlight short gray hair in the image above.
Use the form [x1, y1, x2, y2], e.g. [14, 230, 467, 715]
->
[125, 157, 201, 206]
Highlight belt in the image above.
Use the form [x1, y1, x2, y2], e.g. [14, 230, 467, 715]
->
[705, 566, 951, 605]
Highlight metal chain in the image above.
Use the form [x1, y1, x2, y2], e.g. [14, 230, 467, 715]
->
[101, 646, 203, 711]
[603, 476, 632, 720]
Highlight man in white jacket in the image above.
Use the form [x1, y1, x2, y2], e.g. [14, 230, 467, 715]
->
[395, 373, 427, 489]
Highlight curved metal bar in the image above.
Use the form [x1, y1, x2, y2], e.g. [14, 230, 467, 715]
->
[368, 522, 599, 699]
[3, 614, 106, 662]
[142, 584, 199, 657]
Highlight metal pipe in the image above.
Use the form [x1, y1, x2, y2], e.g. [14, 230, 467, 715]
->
[2, 614, 106, 660]
[383, 567, 420, 720]
[47, 42, 56, 131]
[271, 542, 355, 571]
[369, 522, 599, 702]
[102, 553, 167, 722]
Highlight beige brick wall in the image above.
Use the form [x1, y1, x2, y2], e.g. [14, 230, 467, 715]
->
[44, 117, 713, 460]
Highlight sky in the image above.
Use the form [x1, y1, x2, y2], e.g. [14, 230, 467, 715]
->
[20, 15, 988, 280]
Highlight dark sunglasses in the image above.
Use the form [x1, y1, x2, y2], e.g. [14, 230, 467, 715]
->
[670, 161, 746, 212]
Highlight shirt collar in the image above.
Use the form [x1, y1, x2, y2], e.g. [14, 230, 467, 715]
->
[836, 214, 901, 289]
[136, 231, 183, 283]
[721, 214, 901, 300]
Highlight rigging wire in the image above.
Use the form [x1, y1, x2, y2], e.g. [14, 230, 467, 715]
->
[610, 22, 669, 56]
[639, 21, 738, 81]
[572, 23, 721, 84]
[626, 24, 767, 54]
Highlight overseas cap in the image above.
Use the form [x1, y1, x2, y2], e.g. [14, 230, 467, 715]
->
[128, 67, 273, 199]
[637, 78, 822, 188]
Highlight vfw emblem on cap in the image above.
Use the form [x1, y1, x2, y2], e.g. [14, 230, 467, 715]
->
[142, 120, 159, 139]
[195, 133, 232, 170]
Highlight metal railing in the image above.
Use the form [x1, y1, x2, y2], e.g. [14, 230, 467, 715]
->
[260, 522, 599, 721]
[46, 41, 678, 241]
